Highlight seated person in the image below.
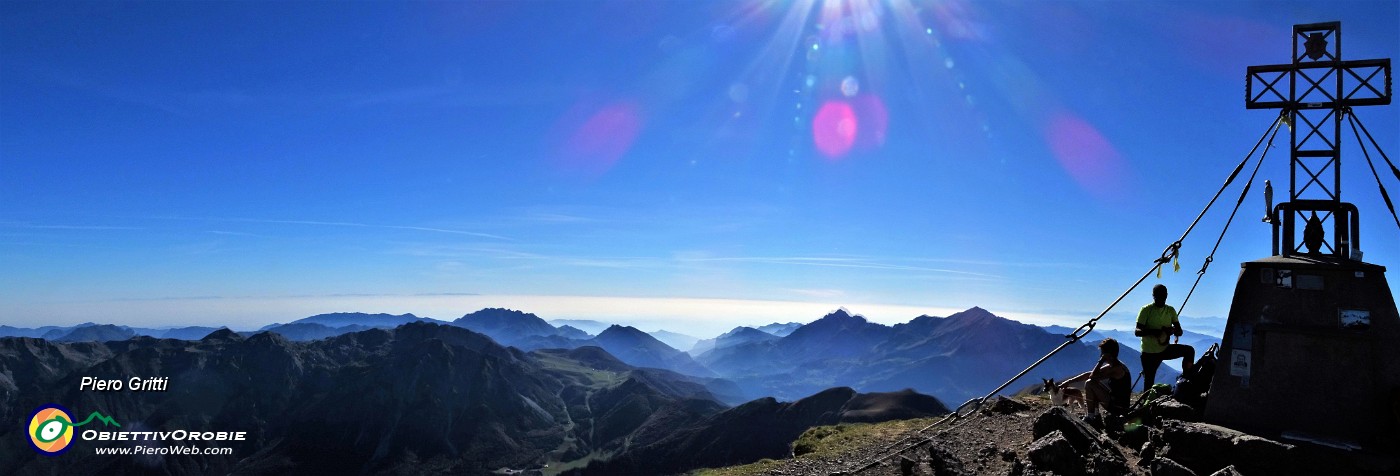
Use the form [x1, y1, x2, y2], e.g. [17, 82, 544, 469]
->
[1059, 338, 1132, 419]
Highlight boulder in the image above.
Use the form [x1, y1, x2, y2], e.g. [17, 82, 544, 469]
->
[1208, 466, 1244, 476]
[1117, 420, 1150, 452]
[985, 396, 1031, 415]
[1153, 399, 1199, 422]
[1148, 456, 1198, 476]
[1030, 407, 1129, 476]
[1027, 430, 1081, 476]
[927, 443, 969, 476]
[1157, 420, 1294, 475]
[1082, 438, 1130, 476]
[1032, 407, 1100, 453]
[899, 456, 916, 476]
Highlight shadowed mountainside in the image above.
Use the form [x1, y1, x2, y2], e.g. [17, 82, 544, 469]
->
[569, 386, 950, 475]
[0, 323, 734, 475]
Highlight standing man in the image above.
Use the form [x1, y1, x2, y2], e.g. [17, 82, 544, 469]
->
[1136, 284, 1194, 390]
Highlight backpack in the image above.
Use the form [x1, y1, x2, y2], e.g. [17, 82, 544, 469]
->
[1173, 343, 1219, 409]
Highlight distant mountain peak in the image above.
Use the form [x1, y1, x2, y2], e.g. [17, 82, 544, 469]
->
[311, 311, 417, 319]
[755, 322, 802, 337]
[819, 308, 864, 323]
[949, 306, 997, 320]
[452, 308, 559, 345]
[728, 327, 768, 337]
[460, 307, 539, 321]
[201, 328, 243, 342]
[598, 324, 647, 338]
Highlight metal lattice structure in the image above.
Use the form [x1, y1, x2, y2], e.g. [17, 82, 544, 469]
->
[1203, 22, 1400, 450]
[1245, 22, 1391, 257]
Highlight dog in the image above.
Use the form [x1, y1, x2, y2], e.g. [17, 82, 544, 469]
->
[1043, 378, 1084, 409]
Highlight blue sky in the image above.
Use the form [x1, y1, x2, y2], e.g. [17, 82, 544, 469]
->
[2, 0, 1397, 337]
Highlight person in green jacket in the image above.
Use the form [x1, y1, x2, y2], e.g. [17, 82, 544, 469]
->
[1135, 284, 1194, 390]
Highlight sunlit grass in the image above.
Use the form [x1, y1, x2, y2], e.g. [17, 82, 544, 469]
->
[691, 417, 940, 476]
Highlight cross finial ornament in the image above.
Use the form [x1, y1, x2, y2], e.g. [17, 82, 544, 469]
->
[1303, 32, 1328, 61]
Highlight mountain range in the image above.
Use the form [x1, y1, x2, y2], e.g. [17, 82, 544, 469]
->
[694, 307, 1179, 405]
[0, 305, 1199, 474]
[1043, 325, 1223, 364]
[0, 323, 942, 475]
[1, 307, 1185, 407]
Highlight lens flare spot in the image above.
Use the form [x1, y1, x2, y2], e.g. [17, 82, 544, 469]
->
[1045, 112, 1130, 200]
[555, 101, 643, 178]
[854, 94, 888, 147]
[728, 83, 749, 103]
[840, 76, 860, 97]
[813, 100, 858, 159]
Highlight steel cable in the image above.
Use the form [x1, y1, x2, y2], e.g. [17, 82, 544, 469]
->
[1177, 115, 1285, 319]
[833, 116, 1287, 475]
[1345, 110, 1400, 234]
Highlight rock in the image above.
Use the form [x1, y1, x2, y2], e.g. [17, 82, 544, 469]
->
[985, 396, 1031, 415]
[1231, 433, 1294, 472]
[1140, 426, 1164, 460]
[1153, 399, 1198, 422]
[1157, 420, 1294, 475]
[900, 456, 916, 476]
[1029, 407, 1129, 476]
[928, 443, 969, 476]
[978, 444, 998, 460]
[1032, 407, 1101, 453]
[1208, 465, 1244, 476]
[1117, 420, 1149, 452]
[1149, 456, 1198, 476]
[1082, 440, 1130, 476]
[1155, 421, 1236, 474]
[1008, 459, 1025, 476]
[1027, 430, 1081, 476]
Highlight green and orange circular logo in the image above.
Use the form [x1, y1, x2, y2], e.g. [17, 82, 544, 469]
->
[28, 404, 75, 456]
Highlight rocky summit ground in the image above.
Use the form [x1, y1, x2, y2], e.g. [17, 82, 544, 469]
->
[696, 395, 1140, 476]
[695, 394, 1399, 476]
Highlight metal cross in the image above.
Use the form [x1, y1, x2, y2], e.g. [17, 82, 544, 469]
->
[1246, 22, 1392, 257]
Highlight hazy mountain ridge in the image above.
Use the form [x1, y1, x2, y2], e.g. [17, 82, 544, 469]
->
[260, 311, 448, 330]
[689, 323, 791, 355]
[0, 323, 228, 342]
[1043, 325, 1223, 356]
[697, 307, 1178, 405]
[715, 326, 781, 350]
[548, 319, 612, 336]
[588, 325, 716, 378]
[646, 329, 699, 351]
[756, 321, 802, 337]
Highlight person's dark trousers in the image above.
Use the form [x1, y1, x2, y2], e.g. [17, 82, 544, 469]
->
[1140, 343, 1194, 390]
